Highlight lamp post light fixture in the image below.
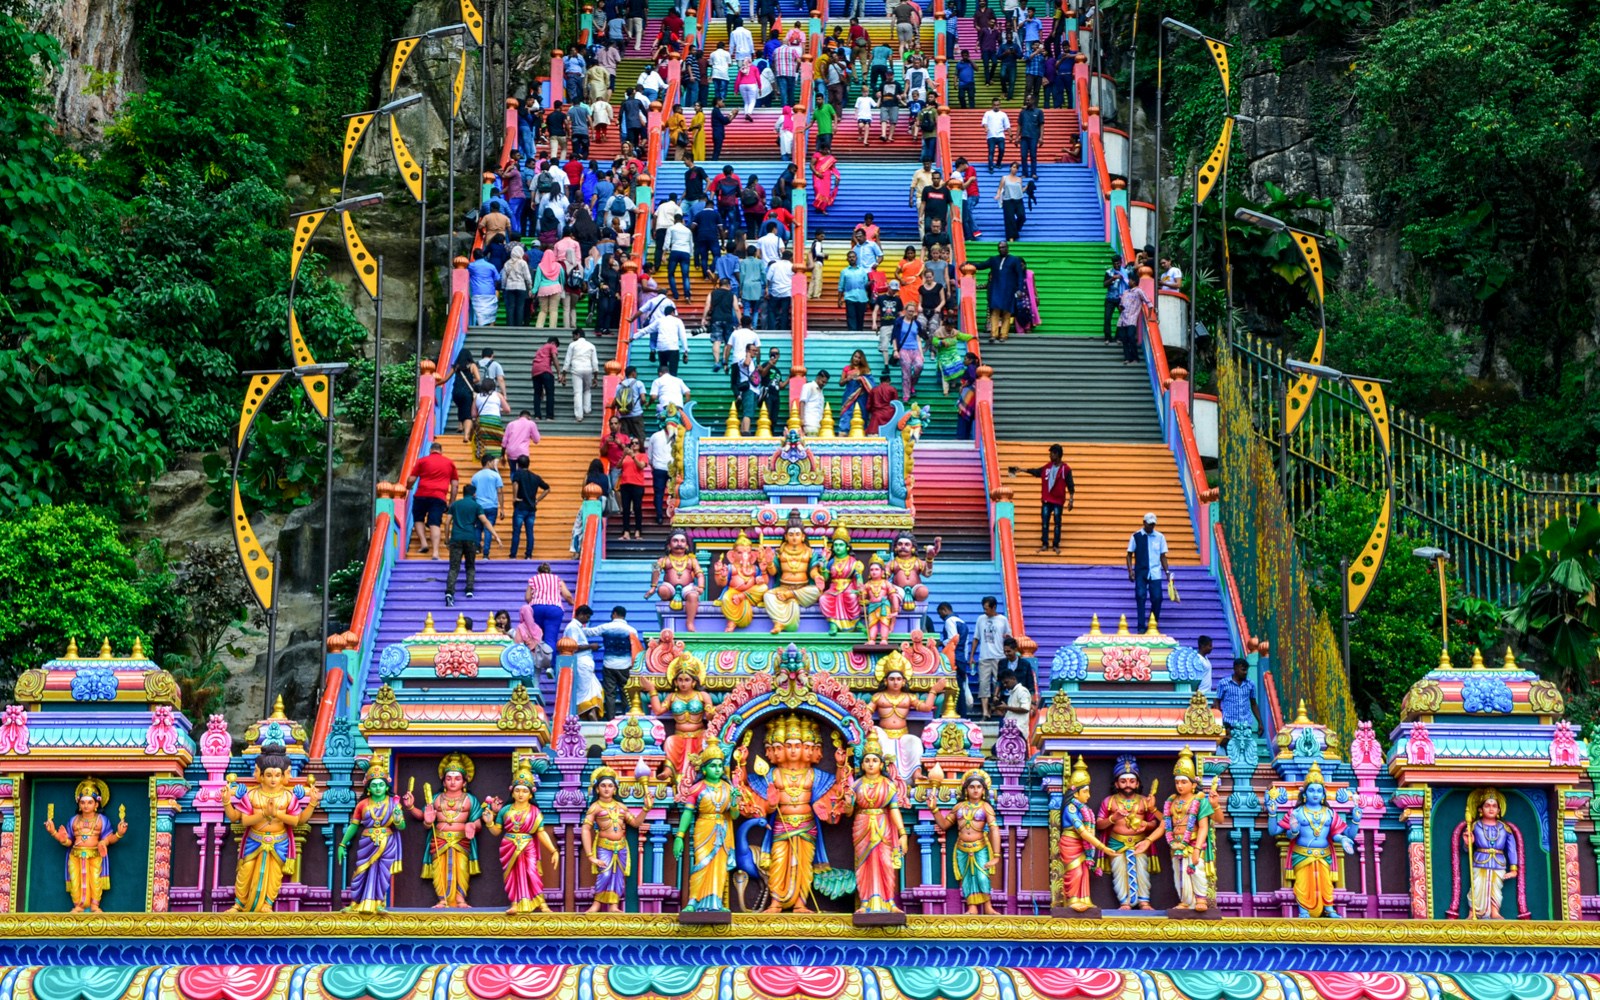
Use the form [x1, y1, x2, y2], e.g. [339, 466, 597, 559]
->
[1236, 207, 1332, 438]
[1413, 546, 1453, 655]
[1152, 18, 1229, 278]
[1283, 357, 1396, 685]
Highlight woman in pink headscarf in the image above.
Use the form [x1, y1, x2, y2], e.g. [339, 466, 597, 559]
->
[532, 249, 569, 328]
[775, 105, 796, 158]
[811, 150, 839, 214]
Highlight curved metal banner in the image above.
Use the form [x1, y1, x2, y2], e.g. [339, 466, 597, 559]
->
[389, 37, 420, 94]
[341, 210, 379, 300]
[341, 113, 375, 178]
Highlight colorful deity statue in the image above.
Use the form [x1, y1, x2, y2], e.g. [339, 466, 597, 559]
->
[581, 766, 654, 912]
[766, 426, 821, 485]
[647, 530, 705, 631]
[1095, 754, 1161, 910]
[868, 655, 944, 780]
[1464, 788, 1520, 920]
[861, 558, 899, 642]
[734, 714, 847, 912]
[1057, 756, 1113, 912]
[224, 743, 320, 912]
[844, 736, 907, 916]
[643, 653, 711, 788]
[403, 752, 485, 908]
[673, 745, 740, 913]
[817, 526, 866, 634]
[1277, 763, 1355, 919]
[1163, 746, 1214, 913]
[936, 769, 1001, 915]
[43, 777, 127, 913]
[483, 765, 558, 914]
[762, 512, 823, 632]
[338, 759, 405, 914]
[887, 532, 941, 614]
[712, 530, 771, 631]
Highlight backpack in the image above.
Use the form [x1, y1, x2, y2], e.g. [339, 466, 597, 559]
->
[615, 379, 642, 412]
[740, 186, 761, 209]
[565, 266, 589, 293]
[536, 173, 558, 195]
[609, 194, 629, 215]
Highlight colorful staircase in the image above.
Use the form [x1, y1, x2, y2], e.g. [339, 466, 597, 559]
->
[909, 440, 990, 559]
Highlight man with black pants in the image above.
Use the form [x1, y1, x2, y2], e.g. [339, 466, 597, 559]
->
[1103, 252, 1126, 343]
[1126, 513, 1170, 632]
[647, 421, 677, 524]
[1018, 96, 1043, 179]
[445, 484, 501, 606]
[1010, 444, 1075, 554]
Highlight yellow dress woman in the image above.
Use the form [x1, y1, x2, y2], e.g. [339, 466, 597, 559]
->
[224, 742, 320, 912]
[674, 746, 739, 912]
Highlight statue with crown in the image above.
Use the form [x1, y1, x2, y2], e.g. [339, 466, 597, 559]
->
[1277, 761, 1358, 918]
[732, 714, 850, 912]
[43, 777, 127, 914]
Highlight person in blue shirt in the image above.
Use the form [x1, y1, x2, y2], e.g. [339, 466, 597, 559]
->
[836, 251, 871, 330]
[1217, 658, 1260, 738]
[714, 239, 742, 287]
[956, 51, 977, 109]
[469, 454, 504, 556]
[1125, 512, 1170, 632]
[1103, 251, 1127, 343]
[467, 248, 501, 327]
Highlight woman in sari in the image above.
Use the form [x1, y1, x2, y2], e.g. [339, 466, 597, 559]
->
[673, 746, 739, 913]
[338, 761, 405, 914]
[666, 106, 688, 159]
[838, 351, 875, 433]
[847, 740, 907, 915]
[473, 379, 508, 463]
[689, 105, 708, 161]
[896, 247, 925, 310]
[811, 151, 839, 214]
[483, 767, 558, 913]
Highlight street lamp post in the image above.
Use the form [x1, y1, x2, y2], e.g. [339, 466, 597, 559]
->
[1223, 114, 1256, 344]
[1235, 206, 1331, 440]
[1413, 546, 1452, 654]
[296, 360, 353, 670]
[1152, 18, 1208, 268]
[1285, 357, 1395, 684]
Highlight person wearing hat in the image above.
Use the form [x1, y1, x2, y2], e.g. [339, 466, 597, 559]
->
[1126, 512, 1170, 632]
[1095, 755, 1162, 910]
[873, 279, 904, 374]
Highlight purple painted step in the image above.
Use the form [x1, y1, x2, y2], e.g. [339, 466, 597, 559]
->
[1018, 564, 1237, 688]
[366, 558, 578, 700]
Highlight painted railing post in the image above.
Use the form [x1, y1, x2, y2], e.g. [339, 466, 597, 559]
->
[1108, 178, 1129, 255]
[550, 50, 565, 104]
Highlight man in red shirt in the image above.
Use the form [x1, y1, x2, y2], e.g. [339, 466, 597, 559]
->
[408, 442, 460, 559]
[1009, 443, 1075, 553]
[953, 157, 981, 238]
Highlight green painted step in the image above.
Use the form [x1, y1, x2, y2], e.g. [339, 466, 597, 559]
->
[966, 240, 1110, 338]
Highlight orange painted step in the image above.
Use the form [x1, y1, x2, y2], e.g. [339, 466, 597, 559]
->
[996, 441, 1199, 566]
[407, 430, 598, 561]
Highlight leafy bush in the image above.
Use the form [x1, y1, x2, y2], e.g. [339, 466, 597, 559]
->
[0, 505, 180, 691]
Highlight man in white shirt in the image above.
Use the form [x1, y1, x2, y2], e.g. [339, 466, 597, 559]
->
[799, 369, 829, 435]
[765, 257, 794, 332]
[649, 364, 691, 418]
[663, 214, 696, 299]
[728, 324, 760, 365]
[1159, 256, 1184, 290]
[756, 227, 785, 264]
[637, 66, 666, 102]
[1126, 511, 1170, 632]
[982, 98, 1012, 173]
[646, 421, 678, 524]
[973, 594, 1011, 720]
[653, 195, 681, 269]
[640, 302, 690, 374]
[562, 328, 600, 422]
[909, 161, 936, 237]
[730, 23, 754, 63]
[999, 669, 1032, 733]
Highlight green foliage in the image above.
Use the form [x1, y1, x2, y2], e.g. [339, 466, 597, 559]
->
[1251, 0, 1370, 27]
[1506, 505, 1600, 690]
[1296, 484, 1447, 734]
[342, 359, 422, 440]
[0, 505, 180, 692]
[165, 542, 255, 722]
[1289, 287, 1465, 413]
[203, 401, 340, 514]
[327, 555, 367, 628]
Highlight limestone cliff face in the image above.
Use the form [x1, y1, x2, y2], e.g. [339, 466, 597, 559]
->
[31, 0, 142, 138]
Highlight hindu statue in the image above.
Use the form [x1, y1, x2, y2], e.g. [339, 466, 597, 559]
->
[338, 759, 405, 914]
[766, 426, 821, 485]
[887, 531, 941, 614]
[1057, 756, 1113, 912]
[817, 526, 866, 634]
[1463, 788, 1520, 920]
[402, 752, 485, 908]
[1277, 763, 1355, 919]
[643, 653, 711, 788]
[673, 745, 740, 914]
[935, 769, 1001, 915]
[43, 777, 127, 913]
[861, 558, 898, 642]
[223, 742, 321, 913]
[763, 512, 823, 632]
[843, 736, 907, 917]
[581, 766, 654, 912]
[734, 714, 847, 912]
[712, 530, 771, 631]
[1163, 747, 1214, 913]
[647, 530, 704, 632]
[483, 765, 559, 914]
[1095, 754, 1162, 910]
[868, 656, 944, 780]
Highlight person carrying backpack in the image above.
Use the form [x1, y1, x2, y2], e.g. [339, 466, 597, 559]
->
[713, 166, 743, 232]
[613, 364, 646, 441]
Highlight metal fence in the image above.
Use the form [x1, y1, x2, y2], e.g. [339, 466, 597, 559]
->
[1229, 332, 1600, 606]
